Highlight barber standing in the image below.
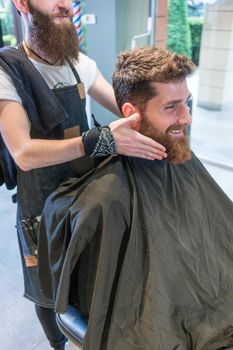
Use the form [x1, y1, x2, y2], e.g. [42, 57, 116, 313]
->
[0, 1, 167, 349]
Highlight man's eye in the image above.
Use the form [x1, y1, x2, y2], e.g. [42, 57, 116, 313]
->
[164, 104, 176, 110]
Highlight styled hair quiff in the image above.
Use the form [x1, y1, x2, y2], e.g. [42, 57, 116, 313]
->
[112, 46, 195, 113]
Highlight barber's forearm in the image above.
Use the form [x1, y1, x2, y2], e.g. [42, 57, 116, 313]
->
[13, 137, 85, 171]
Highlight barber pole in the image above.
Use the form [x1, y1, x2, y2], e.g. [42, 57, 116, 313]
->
[73, 1, 84, 50]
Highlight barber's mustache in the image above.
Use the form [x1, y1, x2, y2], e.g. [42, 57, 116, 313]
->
[52, 9, 72, 17]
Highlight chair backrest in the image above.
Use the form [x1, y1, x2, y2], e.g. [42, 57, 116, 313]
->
[56, 305, 87, 347]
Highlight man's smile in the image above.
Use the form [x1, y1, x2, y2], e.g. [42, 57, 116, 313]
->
[167, 125, 187, 138]
[168, 129, 185, 138]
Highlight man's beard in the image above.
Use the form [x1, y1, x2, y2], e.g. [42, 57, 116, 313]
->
[27, 1, 79, 65]
[140, 119, 191, 164]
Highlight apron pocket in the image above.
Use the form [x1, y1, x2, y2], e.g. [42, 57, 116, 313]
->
[17, 216, 41, 267]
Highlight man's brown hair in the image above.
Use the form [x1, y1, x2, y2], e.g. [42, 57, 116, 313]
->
[112, 46, 195, 113]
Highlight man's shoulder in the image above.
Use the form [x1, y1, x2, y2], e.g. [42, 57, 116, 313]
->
[47, 157, 131, 212]
[182, 151, 206, 172]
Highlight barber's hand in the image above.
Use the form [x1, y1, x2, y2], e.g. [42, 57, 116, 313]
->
[109, 113, 167, 160]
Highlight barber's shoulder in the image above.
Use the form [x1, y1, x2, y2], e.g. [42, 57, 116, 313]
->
[0, 99, 24, 117]
[74, 52, 97, 88]
[77, 52, 97, 69]
[0, 67, 22, 105]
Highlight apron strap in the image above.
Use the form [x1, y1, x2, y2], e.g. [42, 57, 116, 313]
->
[66, 57, 82, 84]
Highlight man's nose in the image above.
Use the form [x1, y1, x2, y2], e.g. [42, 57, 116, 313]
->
[177, 104, 192, 126]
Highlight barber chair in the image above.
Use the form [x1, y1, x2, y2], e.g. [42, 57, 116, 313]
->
[56, 305, 87, 350]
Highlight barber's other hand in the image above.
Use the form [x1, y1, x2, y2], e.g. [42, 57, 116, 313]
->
[109, 113, 167, 160]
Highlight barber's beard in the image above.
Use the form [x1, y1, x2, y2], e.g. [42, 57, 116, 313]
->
[27, 1, 79, 65]
[140, 120, 191, 164]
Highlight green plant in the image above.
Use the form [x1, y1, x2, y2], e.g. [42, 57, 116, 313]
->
[3, 34, 16, 47]
[167, 0, 192, 58]
[188, 16, 203, 65]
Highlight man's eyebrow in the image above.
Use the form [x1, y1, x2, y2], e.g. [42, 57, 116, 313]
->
[162, 94, 192, 107]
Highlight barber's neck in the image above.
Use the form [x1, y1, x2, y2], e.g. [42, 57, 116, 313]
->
[23, 40, 56, 65]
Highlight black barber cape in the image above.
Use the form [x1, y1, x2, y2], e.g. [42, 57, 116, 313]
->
[38, 153, 233, 350]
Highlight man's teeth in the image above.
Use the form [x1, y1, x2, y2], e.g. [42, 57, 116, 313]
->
[171, 130, 182, 134]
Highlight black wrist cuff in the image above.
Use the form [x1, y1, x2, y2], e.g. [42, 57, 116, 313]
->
[82, 126, 117, 157]
[82, 127, 102, 156]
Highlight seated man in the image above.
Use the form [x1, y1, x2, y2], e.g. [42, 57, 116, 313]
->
[38, 47, 233, 350]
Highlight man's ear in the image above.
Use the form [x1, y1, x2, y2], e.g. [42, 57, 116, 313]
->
[121, 103, 140, 118]
[12, 0, 29, 14]
[121, 103, 142, 131]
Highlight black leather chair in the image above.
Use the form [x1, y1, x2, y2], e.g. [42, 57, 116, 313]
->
[56, 305, 87, 349]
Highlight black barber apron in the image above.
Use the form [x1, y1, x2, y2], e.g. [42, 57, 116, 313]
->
[16, 61, 93, 307]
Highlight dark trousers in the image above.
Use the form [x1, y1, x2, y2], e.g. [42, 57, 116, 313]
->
[35, 304, 66, 349]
